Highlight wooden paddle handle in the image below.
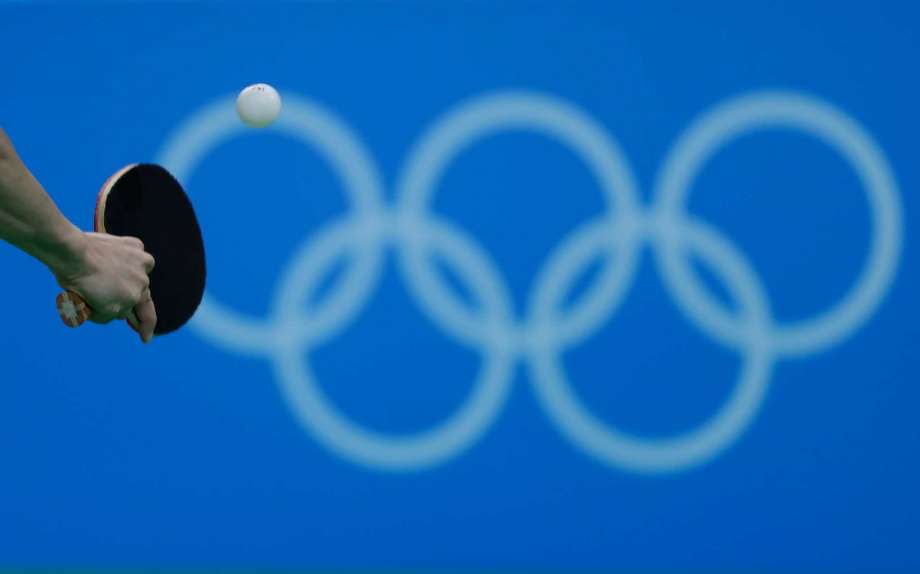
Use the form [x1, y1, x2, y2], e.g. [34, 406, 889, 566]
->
[56, 290, 140, 330]
[56, 290, 91, 327]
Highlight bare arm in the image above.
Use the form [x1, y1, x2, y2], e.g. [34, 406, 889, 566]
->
[0, 128, 85, 271]
[0, 128, 157, 342]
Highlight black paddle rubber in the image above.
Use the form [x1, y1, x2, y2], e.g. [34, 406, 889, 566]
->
[100, 164, 206, 335]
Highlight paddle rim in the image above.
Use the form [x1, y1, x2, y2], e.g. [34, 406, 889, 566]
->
[94, 163, 137, 233]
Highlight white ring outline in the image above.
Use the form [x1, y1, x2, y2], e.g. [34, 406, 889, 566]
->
[528, 217, 774, 473]
[395, 91, 643, 352]
[159, 95, 386, 355]
[270, 216, 518, 470]
[654, 91, 902, 357]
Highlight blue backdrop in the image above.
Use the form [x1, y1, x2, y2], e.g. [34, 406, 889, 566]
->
[1, 1, 918, 571]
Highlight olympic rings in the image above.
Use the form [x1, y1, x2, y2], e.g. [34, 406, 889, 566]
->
[158, 89, 902, 473]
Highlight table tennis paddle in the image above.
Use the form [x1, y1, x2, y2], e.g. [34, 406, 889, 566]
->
[56, 163, 206, 337]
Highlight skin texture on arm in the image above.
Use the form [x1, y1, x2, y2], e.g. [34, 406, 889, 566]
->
[0, 127, 157, 342]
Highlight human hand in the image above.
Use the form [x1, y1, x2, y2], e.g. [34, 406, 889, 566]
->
[52, 231, 157, 342]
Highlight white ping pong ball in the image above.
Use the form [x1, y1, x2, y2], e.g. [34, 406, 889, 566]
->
[236, 83, 282, 128]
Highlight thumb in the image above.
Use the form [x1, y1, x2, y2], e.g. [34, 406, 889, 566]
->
[132, 290, 157, 343]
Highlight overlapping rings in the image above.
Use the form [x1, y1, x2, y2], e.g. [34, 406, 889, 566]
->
[158, 90, 902, 474]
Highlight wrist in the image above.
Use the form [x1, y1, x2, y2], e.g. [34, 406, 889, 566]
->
[36, 223, 88, 282]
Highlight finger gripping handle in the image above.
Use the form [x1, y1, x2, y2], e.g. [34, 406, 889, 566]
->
[56, 291, 91, 327]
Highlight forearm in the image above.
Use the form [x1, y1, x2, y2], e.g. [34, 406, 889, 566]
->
[0, 128, 84, 274]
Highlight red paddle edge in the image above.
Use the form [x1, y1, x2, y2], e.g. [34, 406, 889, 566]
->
[94, 163, 136, 234]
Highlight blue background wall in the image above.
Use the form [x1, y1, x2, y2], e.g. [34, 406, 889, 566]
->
[1, 1, 918, 571]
